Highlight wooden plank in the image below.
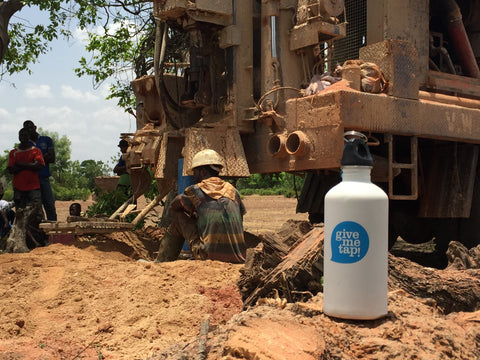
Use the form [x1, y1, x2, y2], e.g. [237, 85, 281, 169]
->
[121, 204, 138, 219]
[132, 194, 162, 226]
[109, 196, 134, 220]
[40, 221, 134, 235]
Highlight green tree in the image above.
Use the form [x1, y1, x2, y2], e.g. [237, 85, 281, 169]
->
[235, 173, 305, 198]
[1, 0, 156, 109]
[1, 0, 73, 72]
[38, 128, 71, 184]
[79, 159, 109, 190]
[75, 2, 155, 109]
[52, 158, 109, 200]
[0, 149, 13, 200]
[0, 149, 11, 180]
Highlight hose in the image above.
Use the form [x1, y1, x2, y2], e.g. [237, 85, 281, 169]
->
[441, 0, 479, 78]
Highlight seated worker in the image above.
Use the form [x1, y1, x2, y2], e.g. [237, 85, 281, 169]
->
[156, 149, 246, 264]
[113, 139, 132, 196]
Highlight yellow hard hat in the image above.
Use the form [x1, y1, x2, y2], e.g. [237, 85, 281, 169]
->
[190, 149, 224, 172]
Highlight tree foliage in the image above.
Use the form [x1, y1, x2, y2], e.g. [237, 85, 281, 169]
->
[0, 150, 12, 196]
[235, 173, 305, 198]
[1, 0, 155, 108]
[2, 0, 73, 74]
[39, 128, 72, 183]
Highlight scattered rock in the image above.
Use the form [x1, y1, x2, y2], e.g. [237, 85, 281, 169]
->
[15, 320, 24, 328]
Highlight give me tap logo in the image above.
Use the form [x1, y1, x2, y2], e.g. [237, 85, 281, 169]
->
[330, 221, 369, 263]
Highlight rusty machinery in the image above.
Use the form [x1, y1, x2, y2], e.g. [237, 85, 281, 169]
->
[123, 0, 480, 251]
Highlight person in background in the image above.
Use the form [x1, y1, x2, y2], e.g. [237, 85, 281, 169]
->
[0, 183, 15, 237]
[7, 128, 46, 246]
[155, 149, 246, 264]
[69, 202, 82, 217]
[113, 139, 132, 196]
[23, 120, 57, 221]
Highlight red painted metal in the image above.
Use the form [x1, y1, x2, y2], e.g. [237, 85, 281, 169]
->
[444, 0, 480, 78]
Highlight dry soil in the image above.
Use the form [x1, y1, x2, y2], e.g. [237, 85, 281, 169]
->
[0, 195, 308, 359]
[1, 196, 479, 360]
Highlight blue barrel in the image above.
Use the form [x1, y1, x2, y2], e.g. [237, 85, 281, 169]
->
[178, 158, 194, 194]
[178, 158, 194, 251]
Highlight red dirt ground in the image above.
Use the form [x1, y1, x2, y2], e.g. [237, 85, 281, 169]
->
[0, 195, 308, 359]
[1, 196, 479, 359]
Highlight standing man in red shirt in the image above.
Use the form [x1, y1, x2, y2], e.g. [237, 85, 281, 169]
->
[7, 128, 46, 249]
[23, 120, 57, 221]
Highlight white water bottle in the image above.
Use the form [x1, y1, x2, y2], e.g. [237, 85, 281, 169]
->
[323, 132, 388, 320]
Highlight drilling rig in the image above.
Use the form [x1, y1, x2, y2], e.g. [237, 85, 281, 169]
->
[124, 0, 480, 251]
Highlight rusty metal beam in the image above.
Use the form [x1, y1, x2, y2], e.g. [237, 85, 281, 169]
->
[329, 90, 480, 143]
[424, 71, 480, 98]
[246, 88, 480, 174]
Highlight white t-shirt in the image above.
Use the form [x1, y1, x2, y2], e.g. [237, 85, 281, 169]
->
[0, 199, 10, 211]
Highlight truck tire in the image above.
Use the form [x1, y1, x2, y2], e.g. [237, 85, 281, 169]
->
[388, 200, 434, 249]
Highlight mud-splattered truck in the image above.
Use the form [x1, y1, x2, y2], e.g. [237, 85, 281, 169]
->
[124, 0, 480, 251]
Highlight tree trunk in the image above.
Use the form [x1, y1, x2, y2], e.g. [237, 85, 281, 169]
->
[6, 204, 46, 253]
[239, 221, 480, 314]
[0, 0, 24, 63]
[238, 221, 321, 308]
[6, 207, 30, 253]
[388, 253, 480, 313]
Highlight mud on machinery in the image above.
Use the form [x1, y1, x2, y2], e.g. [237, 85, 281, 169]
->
[122, 0, 480, 253]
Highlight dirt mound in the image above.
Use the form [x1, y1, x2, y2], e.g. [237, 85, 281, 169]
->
[72, 226, 163, 261]
[0, 239, 244, 359]
[157, 290, 480, 360]
[2, 227, 480, 360]
[1, 197, 480, 359]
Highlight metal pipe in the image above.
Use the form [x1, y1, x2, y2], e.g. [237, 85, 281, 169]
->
[261, 0, 280, 108]
[286, 131, 310, 157]
[268, 134, 288, 158]
[442, 0, 480, 78]
[271, 15, 277, 58]
[419, 90, 480, 109]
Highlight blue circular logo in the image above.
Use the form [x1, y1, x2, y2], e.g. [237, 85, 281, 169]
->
[330, 221, 369, 263]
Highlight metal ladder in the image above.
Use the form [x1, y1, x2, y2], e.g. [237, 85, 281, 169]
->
[386, 134, 418, 200]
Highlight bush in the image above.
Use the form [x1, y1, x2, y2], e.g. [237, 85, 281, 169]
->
[2, 187, 13, 202]
[86, 188, 130, 217]
[53, 185, 91, 201]
[238, 188, 256, 196]
[235, 172, 304, 198]
[85, 188, 142, 226]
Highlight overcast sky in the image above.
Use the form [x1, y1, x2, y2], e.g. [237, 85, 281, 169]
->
[0, 7, 137, 170]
